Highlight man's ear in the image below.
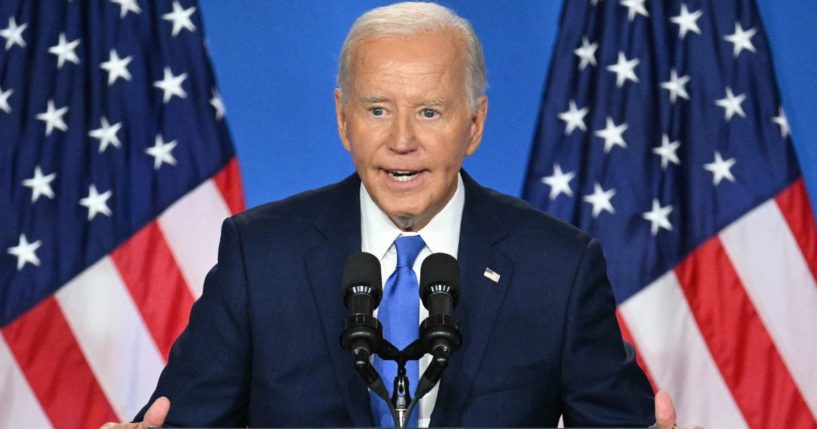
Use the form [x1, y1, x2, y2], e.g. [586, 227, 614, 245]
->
[466, 95, 488, 156]
[334, 88, 352, 152]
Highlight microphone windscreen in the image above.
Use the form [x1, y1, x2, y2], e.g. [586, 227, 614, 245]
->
[341, 252, 383, 302]
[420, 253, 461, 304]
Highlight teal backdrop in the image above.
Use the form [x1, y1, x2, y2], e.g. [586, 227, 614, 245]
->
[198, 1, 817, 215]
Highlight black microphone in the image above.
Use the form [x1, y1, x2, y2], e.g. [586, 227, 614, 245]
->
[341, 252, 382, 316]
[420, 253, 460, 315]
[419, 253, 462, 358]
[340, 252, 383, 359]
[408, 252, 463, 408]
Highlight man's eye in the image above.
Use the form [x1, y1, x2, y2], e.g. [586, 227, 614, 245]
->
[370, 107, 385, 116]
[421, 109, 438, 118]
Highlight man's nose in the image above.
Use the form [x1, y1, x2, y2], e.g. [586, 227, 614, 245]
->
[388, 111, 418, 153]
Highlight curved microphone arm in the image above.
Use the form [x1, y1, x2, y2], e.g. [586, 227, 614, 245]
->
[341, 251, 463, 428]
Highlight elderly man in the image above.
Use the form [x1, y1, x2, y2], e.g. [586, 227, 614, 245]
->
[105, 2, 693, 428]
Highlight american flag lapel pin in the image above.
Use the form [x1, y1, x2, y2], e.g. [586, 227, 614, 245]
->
[483, 267, 501, 284]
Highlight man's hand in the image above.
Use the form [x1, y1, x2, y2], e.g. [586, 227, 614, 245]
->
[99, 396, 170, 429]
[654, 390, 702, 429]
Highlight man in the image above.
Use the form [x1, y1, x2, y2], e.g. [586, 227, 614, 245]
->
[104, 2, 694, 428]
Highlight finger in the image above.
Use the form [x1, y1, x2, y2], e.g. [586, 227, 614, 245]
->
[654, 390, 677, 429]
[142, 396, 171, 428]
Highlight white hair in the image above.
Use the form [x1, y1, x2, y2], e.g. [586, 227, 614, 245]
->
[337, 1, 487, 111]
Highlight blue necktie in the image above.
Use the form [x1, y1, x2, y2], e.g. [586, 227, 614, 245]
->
[371, 235, 425, 427]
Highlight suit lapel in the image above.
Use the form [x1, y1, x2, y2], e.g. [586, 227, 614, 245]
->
[430, 172, 514, 427]
[304, 174, 374, 427]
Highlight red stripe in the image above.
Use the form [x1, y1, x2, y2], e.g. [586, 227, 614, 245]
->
[213, 156, 245, 214]
[111, 221, 195, 360]
[775, 178, 817, 284]
[1, 297, 119, 428]
[615, 310, 658, 393]
[674, 237, 817, 428]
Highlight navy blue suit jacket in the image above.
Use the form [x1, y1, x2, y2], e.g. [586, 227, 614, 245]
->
[137, 172, 653, 427]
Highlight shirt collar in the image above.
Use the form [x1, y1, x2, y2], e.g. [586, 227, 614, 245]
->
[360, 173, 465, 259]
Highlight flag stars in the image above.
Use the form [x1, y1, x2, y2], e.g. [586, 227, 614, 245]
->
[541, 164, 575, 200]
[0, 86, 12, 113]
[772, 106, 790, 138]
[642, 199, 673, 236]
[583, 183, 616, 218]
[0, 17, 27, 51]
[80, 184, 113, 221]
[36, 100, 69, 136]
[100, 49, 133, 86]
[88, 116, 123, 153]
[163, 1, 197, 37]
[670, 3, 702, 39]
[724, 23, 757, 58]
[574, 37, 598, 71]
[660, 69, 690, 104]
[653, 135, 681, 170]
[595, 117, 628, 153]
[704, 151, 736, 186]
[22, 166, 57, 203]
[620, 0, 649, 21]
[715, 87, 747, 121]
[110, 0, 142, 18]
[146, 134, 178, 170]
[48, 33, 81, 68]
[7, 234, 42, 271]
[210, 88, 226, 120]
[607, 51, 640, 88]
[154, 67, 188, 103]
[559, 100, 588, 135]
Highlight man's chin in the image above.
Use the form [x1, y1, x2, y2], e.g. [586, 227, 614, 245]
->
[388, 212, 421, 231]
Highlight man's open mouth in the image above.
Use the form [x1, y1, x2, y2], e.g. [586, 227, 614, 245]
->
[387, 170, 421, 182]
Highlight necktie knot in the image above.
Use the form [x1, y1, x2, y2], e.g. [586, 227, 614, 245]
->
[394, 235, 425, 269]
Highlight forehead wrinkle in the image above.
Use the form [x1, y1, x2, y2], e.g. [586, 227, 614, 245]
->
[347, 34, 469, 108]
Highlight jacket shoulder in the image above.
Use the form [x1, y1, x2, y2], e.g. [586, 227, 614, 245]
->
[475, 184, 593, 251]
[228, 174, 358, 233]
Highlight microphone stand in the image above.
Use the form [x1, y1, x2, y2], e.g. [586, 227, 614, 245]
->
[391, 340, 424, 427]
[347, 329, 459, 427]
[342, 312, 461, 428]
[346, 335, 435, 428]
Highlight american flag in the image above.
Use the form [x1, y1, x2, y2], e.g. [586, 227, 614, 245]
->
[0, 1, 244, 427]
[524, 0, 817, 427]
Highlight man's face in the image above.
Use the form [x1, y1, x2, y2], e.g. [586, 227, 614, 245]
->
[335, 28, 488, 231]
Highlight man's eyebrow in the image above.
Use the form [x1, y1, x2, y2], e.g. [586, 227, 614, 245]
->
[361, 96, 388, 104]
[359, 96, 450, 106]
[419, 98, 449, 107]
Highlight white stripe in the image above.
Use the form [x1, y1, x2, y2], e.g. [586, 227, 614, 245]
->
[619, 271, 748, 428]
[56, 257, 165, 421]
[158, 179, 231, 299]
[0, 336, 53, 429]
[719, 198, 817, 417]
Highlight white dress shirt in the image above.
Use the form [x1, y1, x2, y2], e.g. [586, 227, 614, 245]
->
[360, 173, 465, 427]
